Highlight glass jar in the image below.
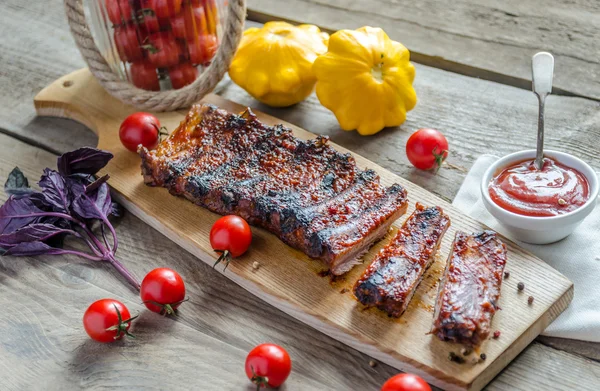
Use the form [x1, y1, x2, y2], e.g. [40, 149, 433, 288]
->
[88, 0, 225, 91]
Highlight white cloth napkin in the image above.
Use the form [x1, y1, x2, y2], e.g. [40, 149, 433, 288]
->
[452, 155, 600, 342]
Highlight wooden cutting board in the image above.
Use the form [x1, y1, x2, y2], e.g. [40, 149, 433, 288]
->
[34, 69, 573, 391]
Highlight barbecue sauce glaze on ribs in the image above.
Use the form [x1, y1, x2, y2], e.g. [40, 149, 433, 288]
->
[354, 203, 451, 317]
[139, 104, 409, 274]
[432, 230, 507, 346]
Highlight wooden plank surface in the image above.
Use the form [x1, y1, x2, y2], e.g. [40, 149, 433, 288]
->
[2, 0, 599, 204]
[247, 0, 600, 101]
[0, 124, 598, 391]
[33, 69, 575, 390]
[0, 0, 599, 389]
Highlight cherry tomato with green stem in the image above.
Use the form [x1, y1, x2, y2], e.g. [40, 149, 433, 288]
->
[140, 268, 187, 315]
[144, 32, 181, 68]
[381, 373, 432, 391]
[137, 7, 161, 33]
[245, 343, 292, 390]
[119, 112, 166, 152]
[210, 215, 252, 270]
[83, 299, 137, 343]
[405, 128, 449, 173]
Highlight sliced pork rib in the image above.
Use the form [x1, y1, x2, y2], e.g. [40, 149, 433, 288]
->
[140, 104, 409, 274]
[353, 203, 451, 317]
[431, 230, 507, 346]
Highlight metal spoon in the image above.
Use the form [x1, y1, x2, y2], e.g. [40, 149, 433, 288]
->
[532, 52, 554, 170]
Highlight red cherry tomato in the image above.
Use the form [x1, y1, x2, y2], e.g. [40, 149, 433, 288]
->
[176, 40, 189, 62]
[83, 299, 136, 343]
[188, 34, 217, 65]
[185, 4, 209, 38]
[119, 112, 163, 152]
[106, 0, 132, 25]
[210, 215, 252, 269]
[381, 374, 431, 391]
[130, 61, 160, 91]
[141, 0, 182, 19]
[170, 14, 186, 39]
[145, 32, 180, 68]
[158, 17, 172, 30]
[114, 24, 143, 62]
[245, 344, 292, 390]
[137, 8, 161, 33]
[140, 268, 186, 315]
[198, 0, 218, 35]
[171, 5, 208, 40]
[405, 128, 449, 173]
[169, 62, 198, 89]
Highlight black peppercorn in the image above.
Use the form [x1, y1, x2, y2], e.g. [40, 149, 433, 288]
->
[517, 282, 525, 291]
[449, 351, 465, 364]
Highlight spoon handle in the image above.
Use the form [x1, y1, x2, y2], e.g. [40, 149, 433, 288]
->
[532, 52, 554, 170]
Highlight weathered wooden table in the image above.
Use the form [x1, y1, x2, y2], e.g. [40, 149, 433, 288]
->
[1, 1, 599, 390]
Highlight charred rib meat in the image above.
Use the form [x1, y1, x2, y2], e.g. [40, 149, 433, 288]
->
[431, 230, 507, 346]
[139, 104, 409, 274]
[353, 203, 451, 317]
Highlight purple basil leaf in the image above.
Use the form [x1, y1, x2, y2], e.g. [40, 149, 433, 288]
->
[0, 195, 46, 235]
[4, 167, 33, 196]
[29, 192, 53, 210]
[65, 177, 87, 200]
[58, 148, 113, 176]
[39, 168, 69, 213]
[72, 181, 111, 221]
[3, 241, 67, 257]
[85, 174, 110, 194]
[0, 223, 73, 247]
[68, 173, 96, 183]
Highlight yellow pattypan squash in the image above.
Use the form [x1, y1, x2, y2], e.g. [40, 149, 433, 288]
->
[313, 26, 417, 136]
[229, 22, 329, 107]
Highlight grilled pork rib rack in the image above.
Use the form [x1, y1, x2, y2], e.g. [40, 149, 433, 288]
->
[432, 230, 507, 346]
[139, 104, 408, 274]
[354, 203, 451, 317]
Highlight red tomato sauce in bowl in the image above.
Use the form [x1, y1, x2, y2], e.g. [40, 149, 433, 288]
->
[489, 157, 590, 217]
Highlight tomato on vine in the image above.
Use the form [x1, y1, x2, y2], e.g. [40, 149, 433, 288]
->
[140, 268, 187, 315]
[83, 299, 137, 343]
[210, 215, 252, 270]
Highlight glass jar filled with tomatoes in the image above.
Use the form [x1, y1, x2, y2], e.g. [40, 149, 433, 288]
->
[89, 0, 223, 90]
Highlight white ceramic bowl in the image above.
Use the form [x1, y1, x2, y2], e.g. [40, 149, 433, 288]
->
[481, 150, 599, 244]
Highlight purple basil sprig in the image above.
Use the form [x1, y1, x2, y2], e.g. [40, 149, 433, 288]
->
[0, 148, 140, 290]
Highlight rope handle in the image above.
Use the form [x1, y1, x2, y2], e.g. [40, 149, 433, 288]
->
[64, 0, 246, 111]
